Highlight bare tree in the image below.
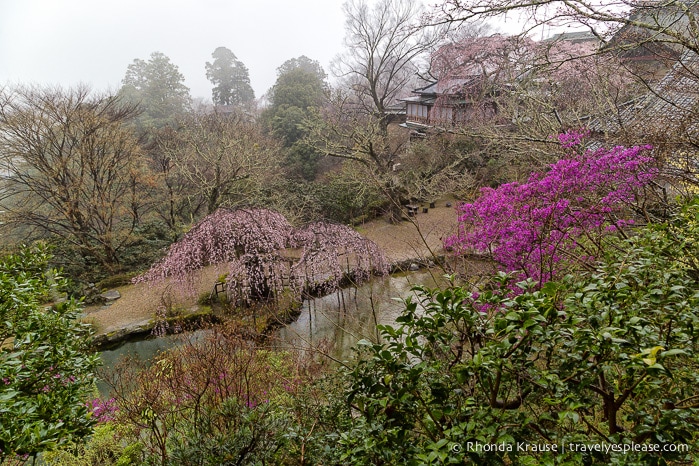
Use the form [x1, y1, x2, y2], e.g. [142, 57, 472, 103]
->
[308, 0, 447, 221]
[0, 85, 146, 271]
[434, 0, 699, 54]
[429, 0, 699, 187]
[334, 0, 444, 122]
[156, 111, 282, 216]
[144, 126, 192, 237]
[427, 33, 638, 166]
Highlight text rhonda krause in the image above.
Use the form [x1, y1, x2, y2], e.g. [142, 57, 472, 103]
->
[463, 442, 690, 454]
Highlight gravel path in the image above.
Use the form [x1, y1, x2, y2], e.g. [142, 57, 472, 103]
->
[359, 200, 459, 262]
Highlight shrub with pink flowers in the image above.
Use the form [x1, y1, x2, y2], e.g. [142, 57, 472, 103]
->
[445, 130, 657, 284]
[0, 246, 99, 462]
[103, 327, 310, 465]
[135, 208, 389, 305]
[87, 398, 118, 423]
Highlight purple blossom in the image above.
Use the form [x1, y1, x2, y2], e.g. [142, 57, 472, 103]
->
[446, 135, 656, 285]
[555, 128, 590, 148]
[87, 397, 118, 423]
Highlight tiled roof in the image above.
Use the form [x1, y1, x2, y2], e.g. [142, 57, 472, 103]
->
[588, 51, 699, 185]
[589, 51, 699, 140]
[544, 31, 600, 45]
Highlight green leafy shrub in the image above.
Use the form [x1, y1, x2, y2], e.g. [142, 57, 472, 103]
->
[315, 172, 386, 224]
[0, 245, 99, 462]
[336, 198, 699, 464]
[41, 423, 142, 466]
[96, 273, 138, 291]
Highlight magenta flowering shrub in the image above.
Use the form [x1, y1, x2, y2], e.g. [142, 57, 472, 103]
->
[87, 397, 118, 423]
[445, 131, 657, 284]
[556, 128, 590, 149]
[135, 208, 388, 304]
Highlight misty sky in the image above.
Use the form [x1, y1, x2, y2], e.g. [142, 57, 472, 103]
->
[0, 0, 348, 101]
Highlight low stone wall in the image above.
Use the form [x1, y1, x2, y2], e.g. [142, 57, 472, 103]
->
[92, 310, 219, 351]
[89, 252, 492, 350]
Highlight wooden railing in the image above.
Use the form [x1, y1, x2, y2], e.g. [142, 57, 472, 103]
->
[406, 114, 430, 125]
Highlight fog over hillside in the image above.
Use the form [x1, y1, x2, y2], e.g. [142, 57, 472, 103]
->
[0, 0, 347, 99]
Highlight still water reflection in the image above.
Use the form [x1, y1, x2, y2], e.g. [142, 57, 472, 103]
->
[274, 270, 445, 359]
[98, 269, 447, 391]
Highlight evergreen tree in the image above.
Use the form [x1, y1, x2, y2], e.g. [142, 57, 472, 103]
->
[263, 56, 327, 180]
[275, 55, 327, 83]
[120, 51, 191, 130]
[205, 47, 255, 106]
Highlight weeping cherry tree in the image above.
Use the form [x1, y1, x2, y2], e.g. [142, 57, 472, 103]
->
[135, 208, 389, 305]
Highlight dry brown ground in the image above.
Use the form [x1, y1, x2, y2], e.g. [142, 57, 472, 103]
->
[358, 198, 460, 262]
[85, 200, 461, 336]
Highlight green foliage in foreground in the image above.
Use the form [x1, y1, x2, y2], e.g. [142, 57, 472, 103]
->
[0, 245, 99, 462]
[42, 423, 141, 466]
[338, 199, 699, 465]
[46, 199, 699, 465]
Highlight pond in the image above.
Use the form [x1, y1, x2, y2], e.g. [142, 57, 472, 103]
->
[97, 330, 208, 394]
[273, 269, 446, 359]
[97, 268, 448, 393]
